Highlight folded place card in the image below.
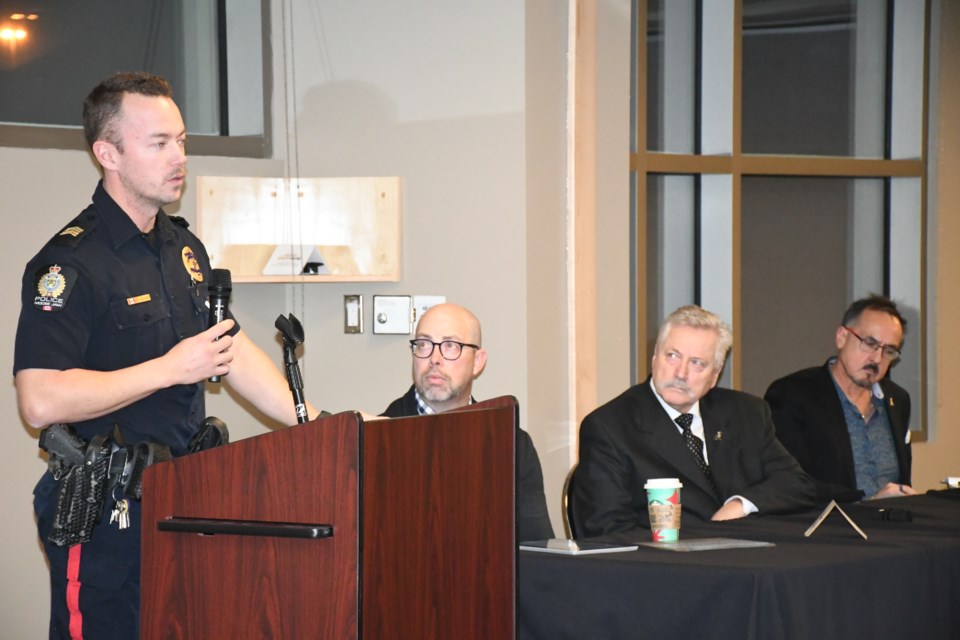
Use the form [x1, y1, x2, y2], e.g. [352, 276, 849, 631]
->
[804, 499, 868, 540]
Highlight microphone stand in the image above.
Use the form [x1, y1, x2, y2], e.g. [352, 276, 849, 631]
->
[275, 313, 308, 424]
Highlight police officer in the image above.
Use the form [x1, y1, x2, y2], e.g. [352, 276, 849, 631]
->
[14, 72, 319, 639]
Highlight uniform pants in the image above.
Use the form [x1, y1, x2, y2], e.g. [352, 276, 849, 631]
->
[34, 472, 142, 640]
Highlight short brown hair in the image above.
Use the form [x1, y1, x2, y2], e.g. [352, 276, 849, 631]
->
[82, 72, 173, 151]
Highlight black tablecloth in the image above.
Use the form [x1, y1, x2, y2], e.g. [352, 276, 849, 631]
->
[519, 491, 960, 640]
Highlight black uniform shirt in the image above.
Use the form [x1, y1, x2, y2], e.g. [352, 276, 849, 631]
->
[14, 181, 235, 454]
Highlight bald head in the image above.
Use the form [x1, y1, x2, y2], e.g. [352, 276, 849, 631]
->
[416, 303, 482, 344]
[411, 303, 487, 412]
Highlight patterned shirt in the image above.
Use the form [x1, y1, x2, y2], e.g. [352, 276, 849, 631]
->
[831, 375, 900, 497]
[414, 388, 474, 415]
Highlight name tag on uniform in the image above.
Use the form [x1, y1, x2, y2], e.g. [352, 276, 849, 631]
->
[126, 294, 152, 306]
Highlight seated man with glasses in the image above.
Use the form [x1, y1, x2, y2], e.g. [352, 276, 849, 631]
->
[765, 295, 915, 503]
[380, 303, 554, 542]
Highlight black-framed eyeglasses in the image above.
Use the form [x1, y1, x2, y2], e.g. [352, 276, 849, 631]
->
[844, 326, 901, 361]
[409, 339, 479, 361]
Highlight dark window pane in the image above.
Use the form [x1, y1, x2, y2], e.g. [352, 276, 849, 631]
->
[0, 2, 249, 137]
[742, 0, 887, 157]
[740, 176, 884, 396]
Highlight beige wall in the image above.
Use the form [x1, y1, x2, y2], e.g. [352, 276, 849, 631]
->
[0, 1, 955, 637]
[525, 0, 576, 529]
[912, 0, 960, 492]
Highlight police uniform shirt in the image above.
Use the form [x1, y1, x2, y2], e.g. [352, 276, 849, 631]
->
[14, 181, 235, 454]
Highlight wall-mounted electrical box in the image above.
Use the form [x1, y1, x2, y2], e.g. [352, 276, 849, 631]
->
[372, 295, 412, 334]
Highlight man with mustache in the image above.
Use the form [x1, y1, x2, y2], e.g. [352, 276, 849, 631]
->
[15, 72, 320, 639]
[765, 295, 914, 502]
[571, 305, 815, 540]
[380, 303, 554, 542]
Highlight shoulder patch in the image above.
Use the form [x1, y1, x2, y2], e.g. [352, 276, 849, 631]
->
[168, 215, 190, 229]
[51, 212, 99, 248]
[33, 264, 78, 312]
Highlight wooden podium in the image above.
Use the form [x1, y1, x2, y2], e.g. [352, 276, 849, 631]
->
[140, 397, 518, 639]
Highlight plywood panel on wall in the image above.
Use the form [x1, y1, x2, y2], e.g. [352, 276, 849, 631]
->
[197, 176, 401, 283]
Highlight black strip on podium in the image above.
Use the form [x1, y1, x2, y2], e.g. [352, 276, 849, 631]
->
[158, 517, 333, 539]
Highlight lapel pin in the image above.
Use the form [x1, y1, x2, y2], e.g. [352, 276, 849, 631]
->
[713, 431, 723, 442]
[889, 397, 895, 407]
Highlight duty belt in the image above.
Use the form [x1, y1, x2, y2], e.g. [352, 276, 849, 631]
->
[39, 418, 228, 547]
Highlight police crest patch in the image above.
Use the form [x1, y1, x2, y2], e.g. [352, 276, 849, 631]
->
[34, 264, 77, 312]
[182, 246, 204, 283]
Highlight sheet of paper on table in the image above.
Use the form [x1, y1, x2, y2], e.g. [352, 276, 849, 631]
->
[520, 539, 639, 555]
[637, 537, 776, 552]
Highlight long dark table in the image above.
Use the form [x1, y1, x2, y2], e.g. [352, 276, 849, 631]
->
[519, 491, 960, 640]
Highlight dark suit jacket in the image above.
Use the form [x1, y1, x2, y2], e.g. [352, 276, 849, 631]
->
[381, 386, 555, 542]
[764, 362, 912, 503]
[571, 379, 815, 541]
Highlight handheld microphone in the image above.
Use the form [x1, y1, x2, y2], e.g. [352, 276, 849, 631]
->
[208, 268, 232, 383]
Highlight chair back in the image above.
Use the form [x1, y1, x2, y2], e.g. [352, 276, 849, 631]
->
[562, 463, 579, 539]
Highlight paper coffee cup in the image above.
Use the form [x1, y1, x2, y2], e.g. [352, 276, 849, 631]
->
[644, 478, 683, 542]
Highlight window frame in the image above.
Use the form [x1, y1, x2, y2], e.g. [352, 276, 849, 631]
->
[631, 0, 930, 439]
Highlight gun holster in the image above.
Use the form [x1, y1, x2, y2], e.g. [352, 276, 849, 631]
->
[187, 416, 229, 454]
[113, 440, 172, 500]
[45, 433, 117, 547]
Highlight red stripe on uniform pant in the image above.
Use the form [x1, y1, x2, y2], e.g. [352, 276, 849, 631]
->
[67, 544, 84, 639]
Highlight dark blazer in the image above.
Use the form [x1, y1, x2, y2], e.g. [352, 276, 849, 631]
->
[571, 379, 815, 541]
[381, 386, 555, 542]
[764, 362, 912, 503]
